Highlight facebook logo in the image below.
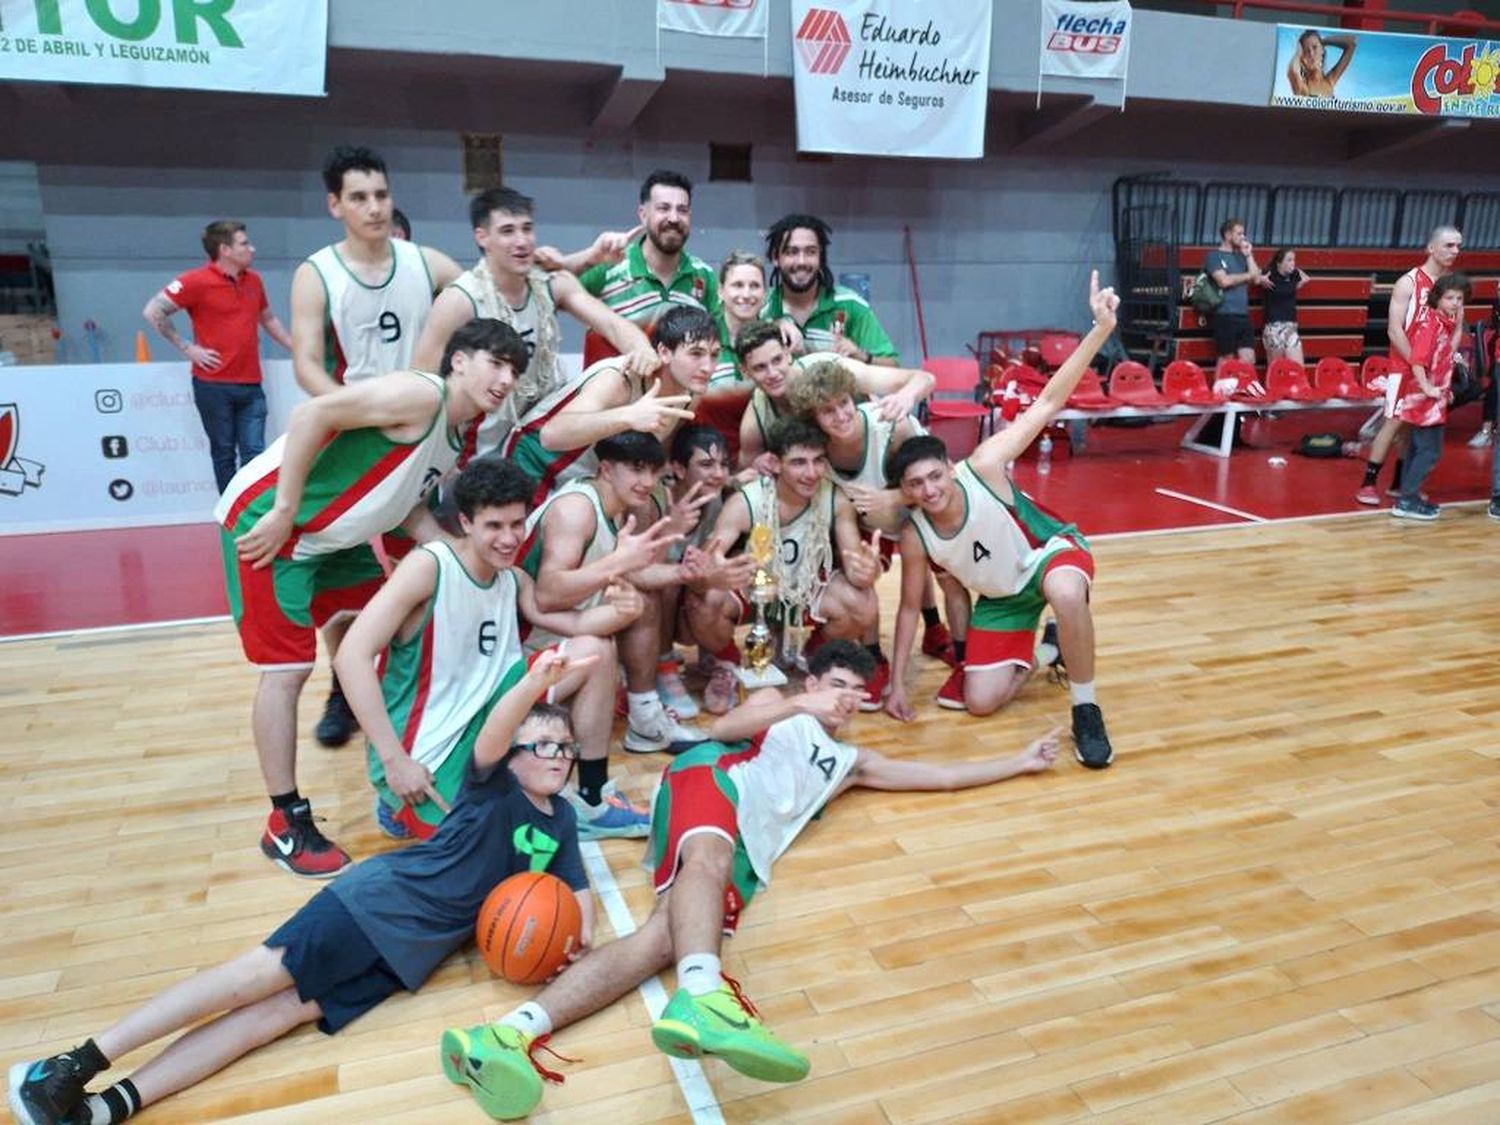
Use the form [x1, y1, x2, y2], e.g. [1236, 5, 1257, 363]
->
[101, 435, 129, 459]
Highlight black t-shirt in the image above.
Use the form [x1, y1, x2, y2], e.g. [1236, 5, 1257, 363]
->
[328, 760, 587, 989]
[1263, 271, 1300, 324]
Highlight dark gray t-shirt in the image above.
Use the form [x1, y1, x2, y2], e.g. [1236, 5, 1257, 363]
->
[1205, 249, 1251, 315]
[328, 760, 587, 990]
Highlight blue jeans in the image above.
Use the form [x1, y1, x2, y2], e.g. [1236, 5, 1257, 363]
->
[193, 380, 267, 492]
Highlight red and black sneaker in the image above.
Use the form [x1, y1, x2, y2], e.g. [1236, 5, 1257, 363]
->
[920, 620, 957, 666]
[860, 658, 891, 712]
[260, 799, 352, 879]
[936, 666, 967, 710]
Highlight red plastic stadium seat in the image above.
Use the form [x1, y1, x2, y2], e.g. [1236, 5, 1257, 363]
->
[1313, 356, 1378, 400]
[1038, 332, 1081, 370]
[1107, 361, 1170, 407]
[1360, 354, 1394, 393]
[922, 357, 988, 458]
[1161, 360, 1216, 404]
[1069, 368, 1117, 409]
[1264, 357, 1326, 402]
[1214, 357, 1263, 400]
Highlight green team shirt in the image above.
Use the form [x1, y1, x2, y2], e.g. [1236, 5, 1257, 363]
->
[578, 238, 719, 327]
[763, 284, 898, 361]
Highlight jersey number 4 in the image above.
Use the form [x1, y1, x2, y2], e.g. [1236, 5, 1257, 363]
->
[972, 540, 992, 564]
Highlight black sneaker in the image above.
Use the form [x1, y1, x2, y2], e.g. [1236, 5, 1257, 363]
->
[314, 685, 356, 747]
[1488, 496, 1500, 521]
[1071, 703, 1114, 769]
[1390, 498, 1440, 522]
[8, 1054, 89, 1125]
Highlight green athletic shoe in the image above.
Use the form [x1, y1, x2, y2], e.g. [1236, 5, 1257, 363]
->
[439, 1023, 546, 1120]
[650, 981, 810, 1083]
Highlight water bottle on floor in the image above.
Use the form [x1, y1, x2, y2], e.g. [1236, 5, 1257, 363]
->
[1038, 432, 1053, 475]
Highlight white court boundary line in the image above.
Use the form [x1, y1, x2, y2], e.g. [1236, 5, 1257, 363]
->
[1152, 487, 1268, 523]
[0, 613, 230, 645]
[580, 841, 726, 1125]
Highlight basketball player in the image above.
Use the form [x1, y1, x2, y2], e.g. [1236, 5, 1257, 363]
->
[649, 425, 756, 717]
[1356, 225, 1464, 505]
[410, 186, 659, 464]
[788, 356, 963, 683]
[884, 273, 1119, 770]
[440, 639, 1060, 1121]
[334, 458, 650, 842]
[685, 417, 884, 708]
[215, 319, 526, 878]
[7, 653, 594, 1125]
[519, 431, 707, 755]
[288, 145, 463, 748]
[732, 320, 933, 470]
[505, 304, 715, 503]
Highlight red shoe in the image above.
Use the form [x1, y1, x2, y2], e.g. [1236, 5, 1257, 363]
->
[860, 658, 891, 712]
[260, 800, 351, 879]
[920, 621, 957, 666]
[1354, 485, 1380, 506]
[936, 666, 967, 710]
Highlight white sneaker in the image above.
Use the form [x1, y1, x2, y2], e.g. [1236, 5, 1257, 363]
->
[566, 780, 651, 839]
[657, 663, 699, 718]
[1468, 425, 1495, 449]
[625, 698, 709, 754]
[703, 662, 739, 715]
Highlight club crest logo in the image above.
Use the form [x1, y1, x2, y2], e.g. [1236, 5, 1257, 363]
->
[0, 403, 45, 497]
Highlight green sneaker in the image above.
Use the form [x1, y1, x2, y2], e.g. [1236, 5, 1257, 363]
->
[439, 1023, 548, 1120]
[650, 980, 810, 1083]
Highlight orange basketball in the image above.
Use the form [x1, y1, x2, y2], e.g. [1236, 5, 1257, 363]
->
[475, 871, 582, 984]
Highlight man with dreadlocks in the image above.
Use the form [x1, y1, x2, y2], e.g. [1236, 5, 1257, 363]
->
[684, 416, 885, 708]
[763, 213, 899, 366]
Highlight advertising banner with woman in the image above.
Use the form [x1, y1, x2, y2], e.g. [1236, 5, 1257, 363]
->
[1271, 24, 1500, 117]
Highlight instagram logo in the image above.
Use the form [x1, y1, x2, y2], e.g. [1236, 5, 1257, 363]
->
[95, 389, 124, 414]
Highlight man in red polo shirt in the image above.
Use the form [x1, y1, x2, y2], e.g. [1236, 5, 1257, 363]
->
[143, 221, 294, 491]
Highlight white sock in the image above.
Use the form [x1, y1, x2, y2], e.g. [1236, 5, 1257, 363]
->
[1070, 680, 1097, 706]
[627, 690, 658, 718]
[676, 953, 723, 996]
[500, 1001, 553, 1038]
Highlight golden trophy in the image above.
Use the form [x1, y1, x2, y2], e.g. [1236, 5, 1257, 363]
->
[737, 522, 787, 689]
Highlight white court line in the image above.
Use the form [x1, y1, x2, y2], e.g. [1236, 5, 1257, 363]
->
[0, 613, 230, 645]
[1152, 488, 1268, 523]
[579, 841, 726, 1125]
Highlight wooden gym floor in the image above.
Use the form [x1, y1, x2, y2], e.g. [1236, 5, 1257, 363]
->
[3, 508, 1499, 1123]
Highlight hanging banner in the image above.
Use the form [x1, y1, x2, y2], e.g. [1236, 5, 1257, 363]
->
[1271, 24, 1500, 116]
[657, 0, 768, 38]
[0, 0, 328, 97]
[1040, 0, 1132, 79]
[790, 1, 992, 159]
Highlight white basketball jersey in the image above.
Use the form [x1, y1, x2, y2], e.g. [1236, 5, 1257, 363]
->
[308, 239, 434, 383]
[738, 475, 836, 578]
[729, 713, 859, 885]
[830, 402, 924, 535]
[381, 544, 522, 771]
[519, 479, 618, 652]
[908, 461, 1072, 599]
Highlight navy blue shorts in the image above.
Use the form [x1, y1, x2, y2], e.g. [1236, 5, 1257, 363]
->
[264, 887, 404, 1034]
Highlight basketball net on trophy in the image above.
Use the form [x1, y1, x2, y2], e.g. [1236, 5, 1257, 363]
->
[737, 476, 833, 690]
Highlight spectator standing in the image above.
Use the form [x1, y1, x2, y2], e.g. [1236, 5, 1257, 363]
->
[1258, 248, 1310, 366]
[142, 221, 293, 492]
[1206, 218, 1260, 368]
